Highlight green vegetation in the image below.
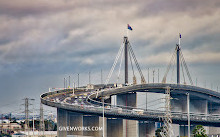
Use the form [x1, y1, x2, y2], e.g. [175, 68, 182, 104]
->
[155, 127, 163, 137]
[192, 125, 208, 137]
[0, 133, 11, 137]
[27, 120, 57, 131]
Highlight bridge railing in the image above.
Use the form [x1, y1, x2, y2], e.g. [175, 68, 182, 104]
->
[42, 94, 220, 124]
[85, 89, 220, 120]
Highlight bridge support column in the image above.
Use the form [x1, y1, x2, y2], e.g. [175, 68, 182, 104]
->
[125, 120, 138, 137]
[180, 125, 193, 137]
[179, 99, 209, 136]
[117, 93, 138, 137]
[137, 92, 147, 109]
[67, 112, 83, 136]
[171, 95, 187, 112]
[107, 118, 123, 137]
[83, 115, 100, 137]
[117, 93, 137, 107]
[172, 124, 180, 137]
[190, 99, 208, 113]
[191, 99, 209, 134]
[57, 108, 68, 137]
[139, 121, 155, 137]
[209, 103, 220, 135]
[171, 95, 188, 137]
[137, 93, 155, 137]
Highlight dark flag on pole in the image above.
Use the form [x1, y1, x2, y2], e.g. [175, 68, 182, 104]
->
[179, 33, 181, 38]
[128, 24, 133, 31]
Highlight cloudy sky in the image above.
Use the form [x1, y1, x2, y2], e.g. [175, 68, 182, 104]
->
[0, 0, 220, 114]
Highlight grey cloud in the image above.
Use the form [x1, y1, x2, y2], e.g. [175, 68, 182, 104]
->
[0, 0, 220, 113]
[136, 0, 220, 17]
[0, 0, 79, 17]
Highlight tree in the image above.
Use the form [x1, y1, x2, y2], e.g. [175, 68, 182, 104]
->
[192, 125, 208, 137]
[155, 127, 163, 137]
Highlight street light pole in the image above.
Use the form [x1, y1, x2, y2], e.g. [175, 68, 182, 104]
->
[32, 99, 35, 137]
[102, 91, 105, 137]
[78, 74, 80, 88]
[148, 68, 149, 83]
[187, 93, 190, 137]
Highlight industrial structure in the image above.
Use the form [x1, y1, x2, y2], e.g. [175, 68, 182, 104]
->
[41, 34, 220, 137]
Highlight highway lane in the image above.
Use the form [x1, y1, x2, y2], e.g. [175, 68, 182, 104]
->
[41, 83, 220, 127]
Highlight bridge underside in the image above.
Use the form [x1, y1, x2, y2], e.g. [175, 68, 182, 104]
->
[56, 93, 220, 137]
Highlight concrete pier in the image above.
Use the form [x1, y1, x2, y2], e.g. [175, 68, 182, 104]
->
[107, 118, 123, 137]
[171, 95, 187, 112]
[117, 93, 138, 137]
[171, 95, 190, 136]
[179, 125, 193, 137]
[57, 108, 68, 137]
[139, 121, 155, 137]
[172, 124, 180, 137]
[172, 96, 210, 136]
[67, 112, 83, 136]
[191, 99, 209, 134]
[125, 120, 138, 137]
[190, 99, 208, 113]
[117, 93, 137, 107]
[209, 103, 220, 135]
[83, 115, 100, 137]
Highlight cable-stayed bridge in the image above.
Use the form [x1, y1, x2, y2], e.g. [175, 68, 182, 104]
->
[41, 35, 220, 137]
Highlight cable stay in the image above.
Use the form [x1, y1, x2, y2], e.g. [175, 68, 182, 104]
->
[180, 55, 186, 84]
[105, 36, 146, 85]
[162, 42, 194, 85]
[170, 54, 176, 83]
[105, 42, 124, 85]
[116, 46, 124, 84]
[128, 47, 136, 84]
[162, 49, 177, 83]
[180, 50, 193, 85]
[128, 42, 146, 84]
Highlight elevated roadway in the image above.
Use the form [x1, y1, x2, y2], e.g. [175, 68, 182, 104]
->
[41, 83, 220, 127]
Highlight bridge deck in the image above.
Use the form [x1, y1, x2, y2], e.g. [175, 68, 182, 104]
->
[41, 83, 220, 127]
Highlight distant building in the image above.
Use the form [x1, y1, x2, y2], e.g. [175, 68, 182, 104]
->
[1, 123, 22, 133]
[12, 132, 26, 137]
[87, 84, 94, 89]
[18, 131, 57, 137]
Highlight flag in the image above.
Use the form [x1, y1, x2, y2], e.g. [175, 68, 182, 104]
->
[179, 33, 181, 38]
[128, 24, 133, 31]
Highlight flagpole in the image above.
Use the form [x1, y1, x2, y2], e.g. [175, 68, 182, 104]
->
[179, 33, 181, 46]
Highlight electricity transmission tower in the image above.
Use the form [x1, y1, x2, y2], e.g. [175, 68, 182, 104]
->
[23, 98, 34, 135]
[40, 103, 45, 136]
[161, 86, 173, 137]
